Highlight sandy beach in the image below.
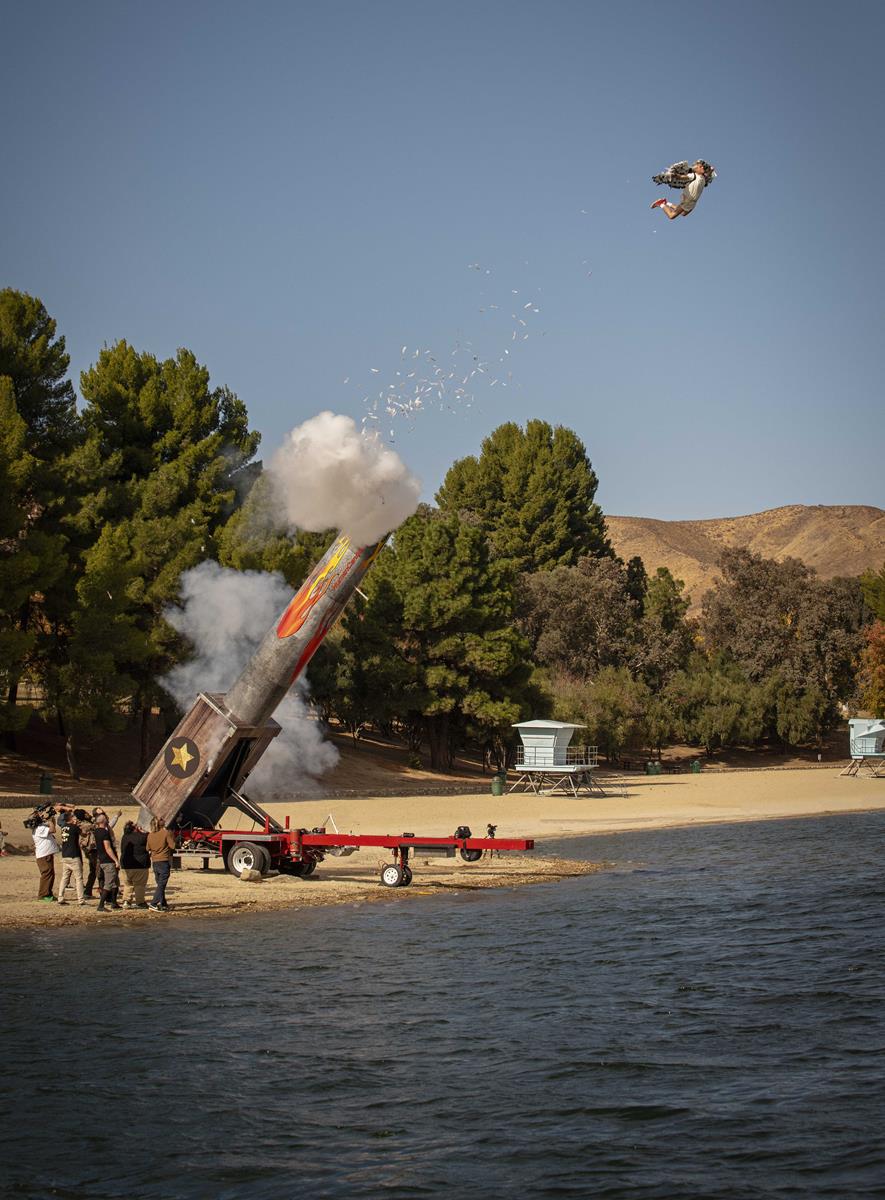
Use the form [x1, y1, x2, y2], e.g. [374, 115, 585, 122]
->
[1, 767, 882, 929]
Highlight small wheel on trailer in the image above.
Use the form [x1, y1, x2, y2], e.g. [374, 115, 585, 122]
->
[227, 842, 271, 878]
[401, 865, 413, 887]
[289, 858, 318, 878]
[381, 863, 404, 888]
[460, 848, 483, 863]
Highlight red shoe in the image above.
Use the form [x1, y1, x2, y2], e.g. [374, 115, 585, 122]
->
[651, 198, 667, 210]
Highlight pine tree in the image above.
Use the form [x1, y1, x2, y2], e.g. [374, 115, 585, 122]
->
[638, 567, 695, 690]
[70, 341, 261, 769]
[437, 419, 612, 574]
[860, 563, 885, 621]
[343, 506, 536, 769]
[0, 291, 78, 747]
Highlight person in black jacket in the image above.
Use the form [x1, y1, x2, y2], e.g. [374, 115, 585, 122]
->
[119, 821, 150, 909]
[56, 809, 86, 905]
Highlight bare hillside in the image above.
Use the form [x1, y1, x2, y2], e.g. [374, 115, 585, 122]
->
[606, 504, 885, 610]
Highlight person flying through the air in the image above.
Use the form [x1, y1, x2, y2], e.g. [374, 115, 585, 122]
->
[651, 160, 716, 220]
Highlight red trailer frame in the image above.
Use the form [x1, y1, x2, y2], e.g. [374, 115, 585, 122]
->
[174, 816, 533, 888]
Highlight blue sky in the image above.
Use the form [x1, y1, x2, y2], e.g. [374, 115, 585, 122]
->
[3, 0, 883, 519]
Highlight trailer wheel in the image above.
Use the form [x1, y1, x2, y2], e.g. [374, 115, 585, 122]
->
[381, 863, 404, 888]
[289, 858, 318, 878]
[227, 842, 271, 877]
[401, 866, 413, 887]
[459, 848, 483, 863]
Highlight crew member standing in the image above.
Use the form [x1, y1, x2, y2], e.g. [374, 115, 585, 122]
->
[83, 806, 122, 899]
[93, 813, 121, 912]
[32, 808, 59, 902]
[146, 818, 176, 912]
[120, 821, 151, 909]
[56, 809, 86, 905]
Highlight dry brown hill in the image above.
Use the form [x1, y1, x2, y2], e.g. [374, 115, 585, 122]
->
[606, 504, 885, 611]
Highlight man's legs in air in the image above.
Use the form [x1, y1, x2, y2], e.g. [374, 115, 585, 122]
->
[651, 199, 688, 220]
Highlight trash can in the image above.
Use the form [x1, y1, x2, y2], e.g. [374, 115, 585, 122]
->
[646, 761, 655, 776]
[39, 771, 53, 795]
[690, 760, 701, 774]
[491, 773, 506, 796]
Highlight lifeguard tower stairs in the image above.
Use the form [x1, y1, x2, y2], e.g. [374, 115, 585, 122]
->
[841, 719, 885, 778]
[508, 720, 602, 796]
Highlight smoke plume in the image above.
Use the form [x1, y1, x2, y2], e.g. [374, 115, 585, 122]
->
[267, 411, 421, 545]
[163, 561, 339, 797]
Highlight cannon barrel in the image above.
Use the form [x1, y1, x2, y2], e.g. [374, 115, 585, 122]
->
[133, 532, 387, 829]
[224, 533, 385, 727]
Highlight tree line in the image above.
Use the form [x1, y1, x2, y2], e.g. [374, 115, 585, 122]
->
[2, 288, 883, 778]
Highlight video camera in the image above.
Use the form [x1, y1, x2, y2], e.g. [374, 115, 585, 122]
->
[23, 804, 56, 831]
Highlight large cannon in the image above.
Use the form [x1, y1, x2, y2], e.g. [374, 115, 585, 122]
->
[132, 530, 533, 887]
[133, 533, 385, 832]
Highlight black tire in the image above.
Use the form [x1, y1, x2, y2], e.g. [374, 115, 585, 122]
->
[401, 866, 413, 887]
[227, 842, 271, 877]
[460, 848, 483, 863]
[381, 863, 404, 888]
[288, 857, 318, 878]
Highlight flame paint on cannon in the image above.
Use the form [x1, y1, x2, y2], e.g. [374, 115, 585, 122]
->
[224, 533, 386, 728]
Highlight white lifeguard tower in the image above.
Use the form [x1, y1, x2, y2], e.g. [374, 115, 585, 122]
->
[509, 720, 600, 796]
[841, 718, 885, 777]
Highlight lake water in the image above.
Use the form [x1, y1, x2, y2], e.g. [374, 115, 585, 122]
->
[1, 812, 884, 1199]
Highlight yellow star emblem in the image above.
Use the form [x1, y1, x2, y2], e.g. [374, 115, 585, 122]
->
[170, 742, 194, 771]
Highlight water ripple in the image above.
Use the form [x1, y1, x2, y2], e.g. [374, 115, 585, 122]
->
[1, 812, 884, 1199]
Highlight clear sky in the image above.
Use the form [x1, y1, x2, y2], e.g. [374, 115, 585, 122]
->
[3, 0, 883, 520]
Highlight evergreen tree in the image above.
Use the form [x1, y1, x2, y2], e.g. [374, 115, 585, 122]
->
[551, 666, 651, 762]
[637, 567, 695, 690]
[71, 341, 261, 768]
[0, 291, 78, 746]
[624, 555, 649, 615]
[664, 655, 766, 756]
[0, 289, 78, 455]
[39, 524, 149, 777]
[860, 562, 885, 621]
[0, 379, 40, 734]
[344, 506, 535, 769]
[437, 419, 612, 574]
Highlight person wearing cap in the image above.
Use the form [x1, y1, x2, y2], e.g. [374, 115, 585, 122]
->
[83, 805, 122, 899]
[651, 160, 715, 220]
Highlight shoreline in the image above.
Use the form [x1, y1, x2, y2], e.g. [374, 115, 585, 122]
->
[2, 768, 883, 930]
[0, 853, 598, 931]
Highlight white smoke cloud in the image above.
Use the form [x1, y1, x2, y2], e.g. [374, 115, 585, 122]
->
[267, 411, 421, 545]
[163, 562, 339, 797]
